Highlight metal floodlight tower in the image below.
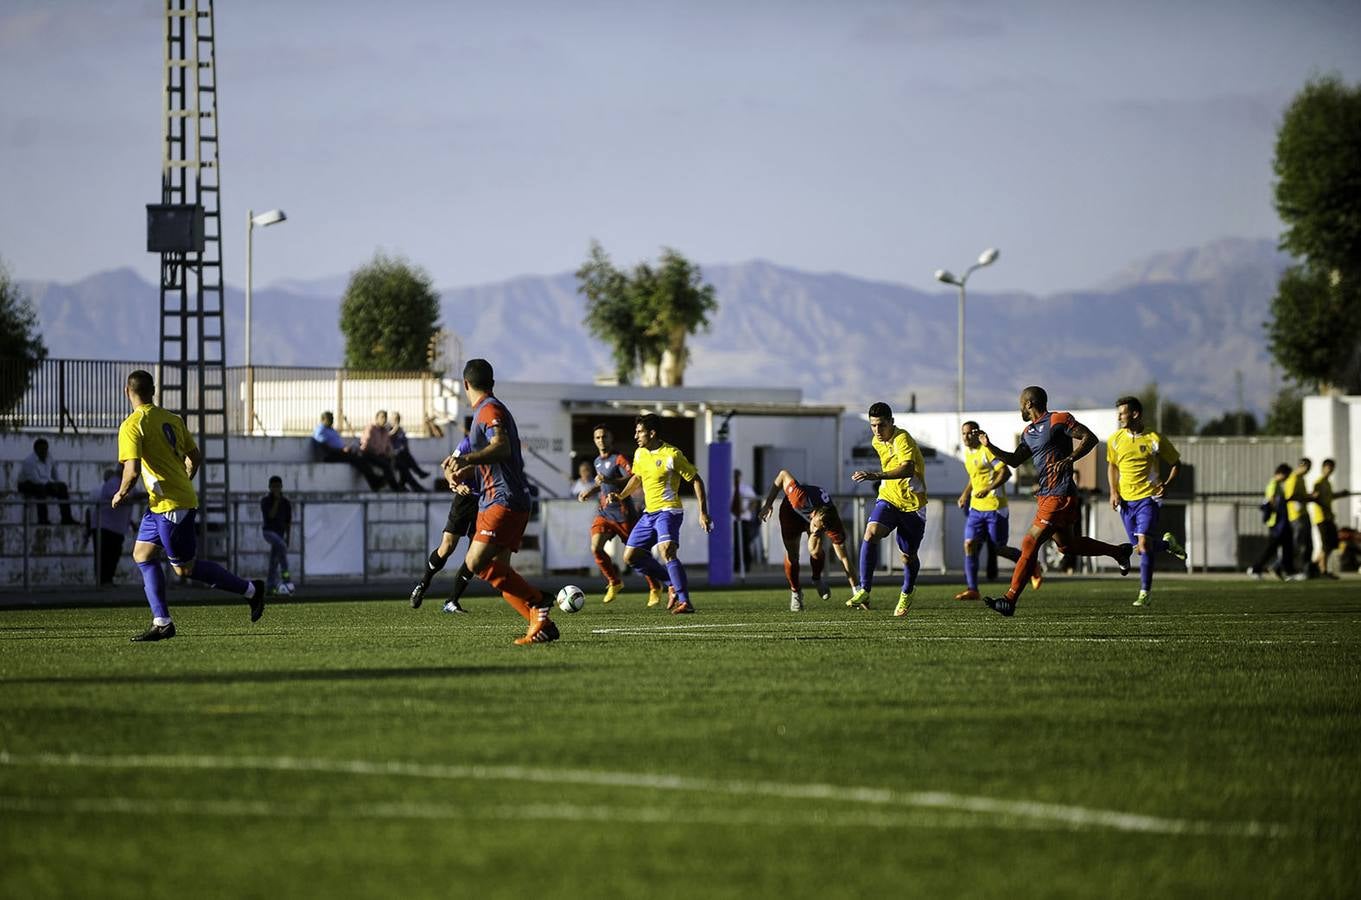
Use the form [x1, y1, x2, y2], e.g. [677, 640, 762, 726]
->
[147, 0, 232, 564]
[934, 247, 1000, 439]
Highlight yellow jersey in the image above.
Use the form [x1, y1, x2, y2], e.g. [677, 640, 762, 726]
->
[632, 442, 697, 513]
[1283, 472, 1309, 522]
[873, 426, 926, 513]
[1309, 474, 1333, 525]
[1105, 428, 1179, 502]
[963, 445, 1007, 512]
[118, 403, 198, 514]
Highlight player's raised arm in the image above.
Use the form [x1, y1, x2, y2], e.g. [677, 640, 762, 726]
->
[979, 431, 1030, 468]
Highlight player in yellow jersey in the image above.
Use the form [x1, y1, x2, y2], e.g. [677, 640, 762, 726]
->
[1282, 458, 1314, 577]
[1310, 458, 1350, 578]
[954, 420, 1034, 601]
[1106, 395, 1187, 606]
[606, 414, 712, 614]
[847, 402, 927, 617]
[111, 370, 264, 642]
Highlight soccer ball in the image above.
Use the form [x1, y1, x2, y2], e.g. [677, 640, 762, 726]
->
[556, 584, 586, 614]
[272, 582, 294, 597]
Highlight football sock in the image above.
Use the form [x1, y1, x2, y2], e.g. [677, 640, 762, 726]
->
[902, 555, 920, 593]
[809, 553, 824, 583]
[449, 564, 475, 602]
[964, 550, 980, 591]
[1140, 548, 1155, 591]
[665, 559, 690, 603]
[593, 549, 621, 584]
[137, 559, 169, 620]
[784, 557, 800, 591]
[153, 616, 172, 627]
[629, 553, 670, 586]
[475, 559, 535, 621]
[419, 548, 448, 591]
[1070, 536, 1122, 558]
[1007, 534, 1040, 601]
[858, 540, 878, 591]
[189, 559, 249, 595]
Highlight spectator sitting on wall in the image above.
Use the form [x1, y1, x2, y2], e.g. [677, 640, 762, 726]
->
[389, 411, 429, 492]
[360, 409, 403, 491]
[311, 410, 385, 490]
[18, 438, 79, 525]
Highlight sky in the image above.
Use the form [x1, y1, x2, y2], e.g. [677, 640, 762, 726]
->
[2, 0, 1359, 296]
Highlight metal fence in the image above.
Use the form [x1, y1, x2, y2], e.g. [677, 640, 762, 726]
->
[0, 358, 454, 437]
[4, 489, 1341, 594]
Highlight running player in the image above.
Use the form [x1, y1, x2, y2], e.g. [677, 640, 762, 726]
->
[409, 417, 478, 614]
[112, 369, 264, 641]
[955, 420, 1035, 601]
[577, 425, 663, 606]
[847, 402, 928, 618]
[1106, 395, 1187, 606]
[758, 469, 856, 612]
[980, 386, 1133, 617]
[448, 359, 558, 645]
[605, 414, 712, 615]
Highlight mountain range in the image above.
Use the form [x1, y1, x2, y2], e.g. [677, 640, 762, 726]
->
[18, 237, 1289, 418]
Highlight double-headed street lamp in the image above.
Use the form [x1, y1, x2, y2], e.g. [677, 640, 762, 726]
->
[245, 208, 286, 433]
[934, 247, 999, 440]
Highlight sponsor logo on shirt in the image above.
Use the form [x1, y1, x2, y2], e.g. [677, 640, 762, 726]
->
[479, 528, 497, 537]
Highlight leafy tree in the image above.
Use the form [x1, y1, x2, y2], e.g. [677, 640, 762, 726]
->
[0, 257, 48, 425]
[577, 242, 718, 386]
[340, 253, 441, 371]
[578, 242, 655, 384]
[1262, 385, 1305, 436]
[1267, 75, 1361, 392]
[1134, 382, 1198, 435]
[1198, 410, 1259, 437]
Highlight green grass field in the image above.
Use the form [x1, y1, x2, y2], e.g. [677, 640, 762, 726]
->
[2, 577, 1359, 898]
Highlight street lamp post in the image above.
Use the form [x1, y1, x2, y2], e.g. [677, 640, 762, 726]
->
[934, 247, 999, 442]
[245, 208, 286, 433]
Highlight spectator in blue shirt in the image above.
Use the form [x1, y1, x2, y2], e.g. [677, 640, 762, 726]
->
[311, 411, 384, 490]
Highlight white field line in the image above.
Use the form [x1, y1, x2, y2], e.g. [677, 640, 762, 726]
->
[0, 751, 1285, 838]
[588, 621, 1340, 644]
[0, 795, 1066, 833]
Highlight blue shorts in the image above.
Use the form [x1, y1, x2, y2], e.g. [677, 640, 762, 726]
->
[869, 500, 926, 556]
[136, 508, 199, 566]
[1119, 497, 1161, 541]
[627, 508, 684, 551]
[964, 508, 1010, 546]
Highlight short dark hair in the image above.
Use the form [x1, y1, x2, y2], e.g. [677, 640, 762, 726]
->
[961, 420, 980, 431]
[1275, 463, 1292, 477]
[593, 423, 611, 435]
[1021, 385, 1047, 409]
[321, 410, 334, 423]
[636, 413, 662, 435]
[1116, 395, 1142, 415]
[127, 369, 155, 400]
[867, 401, 892, 420]
[463, 358, 494, 391]
[268, 475, 283, 487]
[1323, 458, 1336, 469]
[32, 438, 47, 451]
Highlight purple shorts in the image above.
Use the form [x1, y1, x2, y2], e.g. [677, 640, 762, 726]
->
[869, 500, 926, 556]
[1119, 497, 1161, 541]
[627, 508, 684, 551]
[136, 508, 199, 566]
[964, 509, 1010, 546]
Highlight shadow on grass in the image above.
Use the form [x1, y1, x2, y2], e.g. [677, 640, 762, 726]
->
[0, 664, 573, 686]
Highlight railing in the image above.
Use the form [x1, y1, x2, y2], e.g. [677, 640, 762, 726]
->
[3, 491, 1345, 593]
[0, 358, 456, 437]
